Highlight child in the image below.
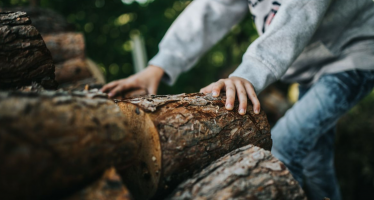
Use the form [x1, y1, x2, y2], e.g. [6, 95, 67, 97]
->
[101, 0, 374, 199]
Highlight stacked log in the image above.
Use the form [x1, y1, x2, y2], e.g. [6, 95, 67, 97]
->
[0, 7, 74, 34]
[116, 93, 272, 199]
[0, 7, 105, 87]
[66, 167, 133, 200]
[168, 145, 306, 200]
[0, 90, 137, 199]
[0, 8, 306, 200]
[0, 11, 56, 89]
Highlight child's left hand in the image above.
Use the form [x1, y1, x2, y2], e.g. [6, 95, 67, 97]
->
[200, 77, 260, 115]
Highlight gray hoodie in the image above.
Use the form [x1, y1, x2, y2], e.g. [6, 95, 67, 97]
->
[149, 0, 374, 94]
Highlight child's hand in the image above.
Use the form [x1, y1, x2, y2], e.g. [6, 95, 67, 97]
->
[200, 77, 260, 115]
[100, 65, 164, 98]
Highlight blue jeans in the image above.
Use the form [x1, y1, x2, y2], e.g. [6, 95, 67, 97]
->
[271, 70, 374, 200]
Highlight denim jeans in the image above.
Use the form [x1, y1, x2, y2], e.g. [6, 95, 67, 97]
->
[271, 70, 374, 200]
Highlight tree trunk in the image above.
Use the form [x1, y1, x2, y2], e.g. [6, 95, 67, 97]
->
[66, 167, 133, 200]
[116, 93, 272, 200]
[0, 91, 137, 200]
[0, 11, 56, 89]
[168, 145, 306, 200]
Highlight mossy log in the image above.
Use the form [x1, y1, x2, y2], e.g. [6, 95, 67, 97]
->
[168, 145, 306, 200]
[0, 11, 56, 89]
[116, 93, 272, 199]
[0, 91, 136, 200]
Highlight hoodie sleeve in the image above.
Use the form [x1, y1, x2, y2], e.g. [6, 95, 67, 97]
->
[229, 0, 333, 94]
[149, 0, 249, 85]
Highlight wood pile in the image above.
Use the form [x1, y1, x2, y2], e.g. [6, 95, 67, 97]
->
[0, 11, 305, 200]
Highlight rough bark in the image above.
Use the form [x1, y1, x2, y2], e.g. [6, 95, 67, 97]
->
[116, 93, 272, 199]
[168, 145, 306, 200]
[66, 167, 133, 200]
[0, 91, 136, 200]
[42, 32, 85, 63]
[0, 7, 74, 34]
[0, 11, 56, 89]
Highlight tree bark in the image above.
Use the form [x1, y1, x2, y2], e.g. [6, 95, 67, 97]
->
[66, 167, 133, 200]
[0, 91, 137, 200]
[168, 145, 306, 200]
[0, 11, 56, 89]
[0, 7, 74, 34]
[116, 93, 272, 200]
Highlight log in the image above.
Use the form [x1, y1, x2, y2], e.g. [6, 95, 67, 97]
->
[0, 11, 56, 89]
[168, 145, 306, 200]
[66, 167, 133, 200]
[55, 58, 106, 89]
[55, 58, 93, 84]
[0, 8, 104, 87]
[42, 32, 85, 63]
[0, 90, 137, 200]
[116, 93, 272, 199]
[0, 7, 74, 34]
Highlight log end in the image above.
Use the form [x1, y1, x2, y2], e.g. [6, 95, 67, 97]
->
[117, 102, 162, 200]
[65, 167, 133, 200]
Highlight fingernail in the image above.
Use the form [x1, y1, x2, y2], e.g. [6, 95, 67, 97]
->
[108, 93, 114, 97]
[226, 104, 233, 110]
[254, 108, 259, 114]
[213, 92, 218, 96]
[239, 109, 246, 115]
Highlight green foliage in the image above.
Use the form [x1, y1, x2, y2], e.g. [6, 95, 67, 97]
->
[0, 0, 258, 94]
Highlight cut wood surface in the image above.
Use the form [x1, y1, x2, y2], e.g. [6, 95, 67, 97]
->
[0, 91, 136, 200]
[168, 145, 306, 200]
[0, 11, 56, 89]
[66, 167, 133, 200]
[116, 93, 272, 199]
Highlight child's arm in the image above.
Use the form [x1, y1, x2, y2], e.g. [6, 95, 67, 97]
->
[201, 0, 333, 115]
[229, 0, 333, 94]
[101, 0, 248, 97]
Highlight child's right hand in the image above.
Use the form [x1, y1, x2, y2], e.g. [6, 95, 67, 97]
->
[100, 65, 164, 98]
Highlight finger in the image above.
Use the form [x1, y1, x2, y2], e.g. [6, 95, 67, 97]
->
[108, 81, 133, 98]
[108, 85, 124, 98]
[211, 80, 225, 97]
[224, 80, 236, 110]
[235, 81, 247, 115]
[244, 83, 261, 114]
[200, 83, 214, 94]
[100, 81, 118, 93]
